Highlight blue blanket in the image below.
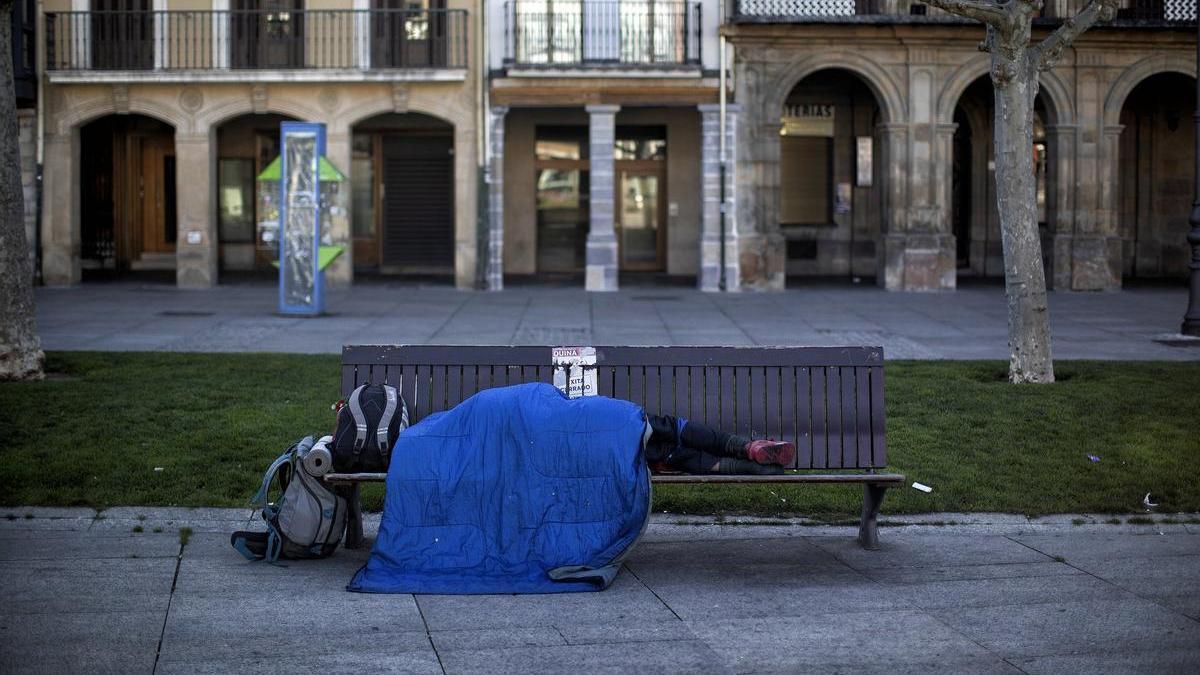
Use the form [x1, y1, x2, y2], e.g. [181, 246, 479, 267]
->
[348, 383, 651, 594]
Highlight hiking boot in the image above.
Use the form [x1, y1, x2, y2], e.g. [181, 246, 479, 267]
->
[745, 439, 796, 467]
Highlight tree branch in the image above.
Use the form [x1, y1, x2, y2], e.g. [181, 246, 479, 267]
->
[921, 0, 1009, 26]
[1034, 0, 1118, 71]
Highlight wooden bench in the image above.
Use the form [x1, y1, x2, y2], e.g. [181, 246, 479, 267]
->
[326, 345, 905, 551]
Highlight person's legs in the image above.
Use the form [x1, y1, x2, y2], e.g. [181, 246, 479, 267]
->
[645, 414, 789, 475]
[679, 419, 796, 467]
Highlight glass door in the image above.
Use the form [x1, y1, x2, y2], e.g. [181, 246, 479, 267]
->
[616, 169, 664, 271]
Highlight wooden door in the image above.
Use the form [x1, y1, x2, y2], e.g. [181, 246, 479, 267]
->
[134, 134, 176, 255]
[232, 0, 304, 69]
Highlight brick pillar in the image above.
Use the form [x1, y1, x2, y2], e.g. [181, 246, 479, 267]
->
[586, 104, 619, 291]
[486, 106, 507, 291]
[174, 132, 218, 288]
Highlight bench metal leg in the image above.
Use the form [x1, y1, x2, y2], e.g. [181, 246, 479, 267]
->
[342, 483, 365, 549]
[858, 483, 888, 550]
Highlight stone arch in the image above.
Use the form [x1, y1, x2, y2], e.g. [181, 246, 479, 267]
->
[199, 97, 324, 131]
[343, 98, 470, 133]
[1104, 53, 1196, 128]
[765, 52, 905, 125]
[55, 96, 184, 135]
[936, 55, 1073, 126]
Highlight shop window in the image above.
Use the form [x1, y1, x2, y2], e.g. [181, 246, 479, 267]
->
[780, 136, 832, 226]
[615, 126, 667, 160]
[218, 159, 255, 243]
[351, 132, 376, 239]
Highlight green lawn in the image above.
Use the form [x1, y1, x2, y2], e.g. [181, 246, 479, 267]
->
[1, 352, 1197, 518]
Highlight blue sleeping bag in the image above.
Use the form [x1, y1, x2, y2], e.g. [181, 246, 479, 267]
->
[348, 383, 651, 594]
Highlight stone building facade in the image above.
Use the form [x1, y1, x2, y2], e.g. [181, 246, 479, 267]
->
[727, 1, 1198, 291]
[39, 0, 481, 289]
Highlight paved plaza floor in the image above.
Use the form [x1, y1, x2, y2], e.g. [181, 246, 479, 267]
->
[34, 279, 1200, 359]
[2, 509, 1198, 674]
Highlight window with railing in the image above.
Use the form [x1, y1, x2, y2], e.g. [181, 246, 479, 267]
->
[734, 0, 1195, 22]
[505, 0, 702, 67]
[45, 6, 468, 71]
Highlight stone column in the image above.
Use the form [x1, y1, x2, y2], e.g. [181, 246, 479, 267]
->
[698, 103, 742, 292]
[486, 106, 508, 291]
[324, 123, 353, 288]
[174, 131, 218, 288]
[878, 123, 908, 290]
[1045, 124, 1077, 290]
[452, 124, 478, 290]
[41, 131, 80, 286]
[585, 104, 619, 291]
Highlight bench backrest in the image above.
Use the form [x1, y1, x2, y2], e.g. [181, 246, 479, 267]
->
[341, 346, 886, 470]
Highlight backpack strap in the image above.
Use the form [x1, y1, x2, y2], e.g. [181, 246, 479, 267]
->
[347, 385, 370, 454]
[251, 449, 296, 509]
[375, 385, 399, 456]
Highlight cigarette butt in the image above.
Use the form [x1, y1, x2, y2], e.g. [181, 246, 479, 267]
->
[912, 482, 932, 493]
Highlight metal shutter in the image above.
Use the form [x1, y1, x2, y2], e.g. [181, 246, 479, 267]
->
[381, 135, 454, 270]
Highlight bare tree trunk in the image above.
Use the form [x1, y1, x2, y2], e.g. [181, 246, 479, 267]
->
[0, 0, 45, 381]
[994, 54, 1054, 382]
[921, 0, 1117, 383]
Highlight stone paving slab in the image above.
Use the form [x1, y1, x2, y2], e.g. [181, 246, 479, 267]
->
[686, 610, 995, 671]
[1, 556, 177, 614]
[1011, 648, 1200, 675]
[1012, 532, 1200, 561]
[156, 651, 443, 675]
[931, 597, 1200, 658]
[413, 573, 679, 631]
[808, 533, 1052, 570]
[157, 630, 433, 664]
[435, 639, 728, 675]
[0, 531, 180, 560]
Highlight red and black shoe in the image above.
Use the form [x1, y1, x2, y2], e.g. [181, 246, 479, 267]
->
[744, 439, 796, 467]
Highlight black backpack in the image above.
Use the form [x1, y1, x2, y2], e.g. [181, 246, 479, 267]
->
[332, 383, 408, 472]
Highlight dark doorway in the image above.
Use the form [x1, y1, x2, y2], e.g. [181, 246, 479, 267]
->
[231, 0, 305, 69]
[80, 115, 176, 275]
[372, 0, 448, 68]
[91, 0, 153, 70]
[379, 135, 454, 270]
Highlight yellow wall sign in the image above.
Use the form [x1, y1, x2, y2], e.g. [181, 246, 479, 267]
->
[781, 103, 835, 137]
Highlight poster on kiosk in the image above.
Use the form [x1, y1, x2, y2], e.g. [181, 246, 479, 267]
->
[278, 122, 325, 316]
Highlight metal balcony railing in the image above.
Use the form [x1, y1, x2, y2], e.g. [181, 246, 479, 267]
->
[733, 0, 1195, 23]
[505, 0, 702, 68]
[45, 8, 468, 72]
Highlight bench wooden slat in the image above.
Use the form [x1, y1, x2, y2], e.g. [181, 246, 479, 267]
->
[686, 366, 702, 428]
[843, 366, 860, 468]
[432, 365, 449, 413]
[733, 366, 749, 437]
[341, 364, 357, 401]
[704, 366, 720, 433]
[795, 367, 810, 469]
[417, 364, 433, 420]
[645, 366, 661, 419]
[855, 367, 872, 468]
[873, 366, 887, 466]
[762, 367, 778, 444]
[811, 367, 827, 469]
[779, 367, 796, 468]
[629, 365, 645, 410]
[829, 368, 845, 469]
[614, 364, 630, 402]
[718, 365, 734, 433]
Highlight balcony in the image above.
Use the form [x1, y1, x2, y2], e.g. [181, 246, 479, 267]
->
[732, 0, 1196, 24]
[503, 0, 702, 72]
[45, 8, 468, 82]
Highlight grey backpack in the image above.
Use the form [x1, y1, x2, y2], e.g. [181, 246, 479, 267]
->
[233, 436, 347, 563]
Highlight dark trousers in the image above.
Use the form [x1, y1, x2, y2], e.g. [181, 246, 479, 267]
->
[645, 414, 741, 474]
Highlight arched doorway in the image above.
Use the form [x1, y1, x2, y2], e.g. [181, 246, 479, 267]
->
[950, 76, 1053, 278]
[215, 113, 297, 275]
[350, 112, 455, 276]
[79, 114, 175, 278]
[1118, 72, 1196, 280]
[778, 69, 883, 281]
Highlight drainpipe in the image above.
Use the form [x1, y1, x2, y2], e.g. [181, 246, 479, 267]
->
[718, 0, 728, 291]
[476, 2, 489, 290]
[34, 0, 45, 284]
